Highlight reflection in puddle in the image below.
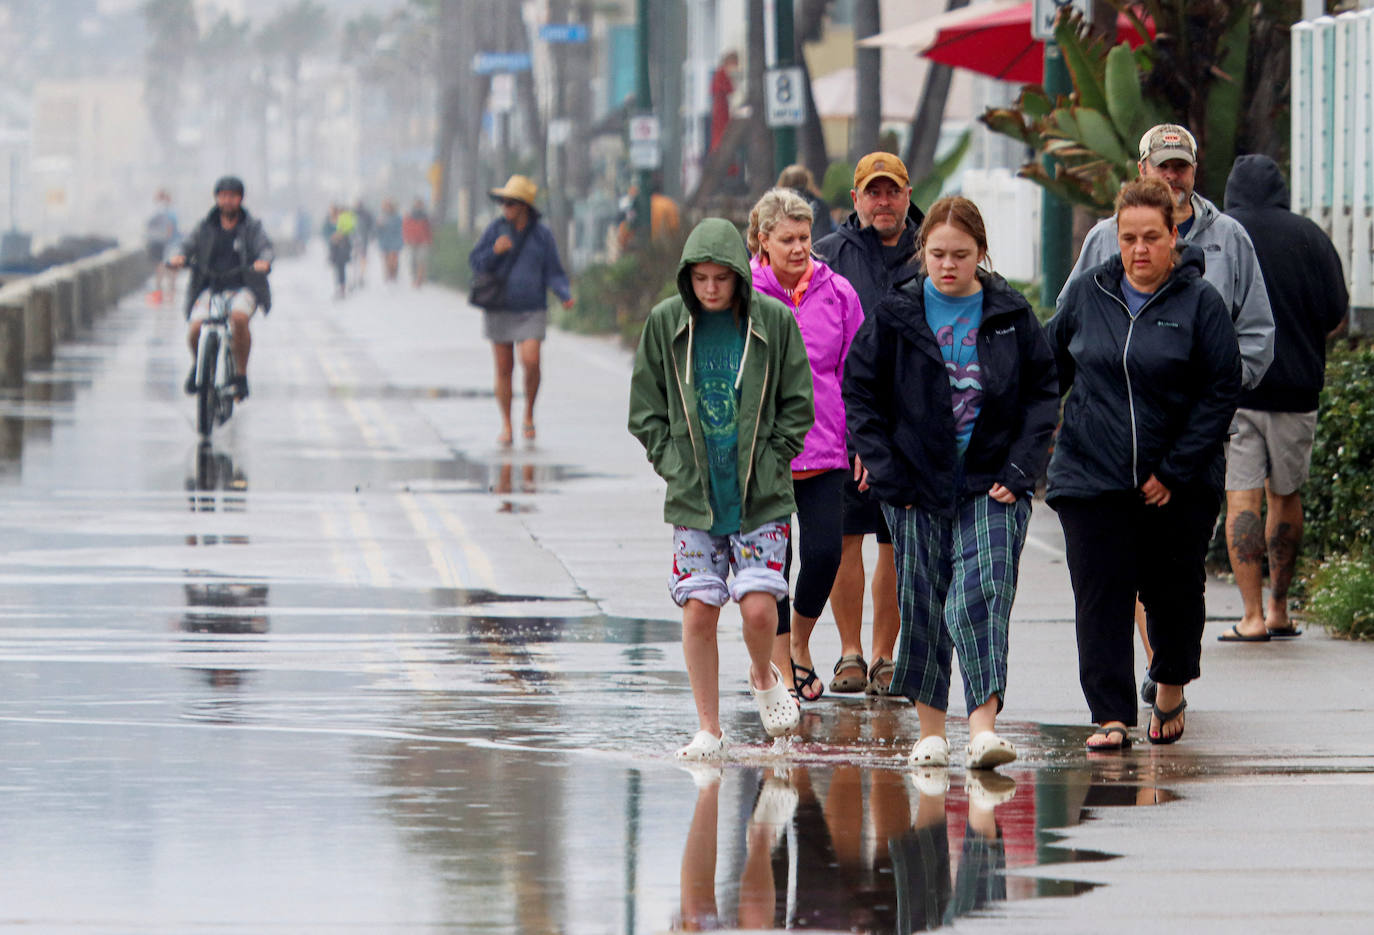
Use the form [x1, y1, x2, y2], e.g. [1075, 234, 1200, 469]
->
[673, 754, 1176, 930]
[186, 443, 247, 513]
[493, 460, 537, 513]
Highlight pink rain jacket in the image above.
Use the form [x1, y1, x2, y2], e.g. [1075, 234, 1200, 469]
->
[751, 255, 864, 472]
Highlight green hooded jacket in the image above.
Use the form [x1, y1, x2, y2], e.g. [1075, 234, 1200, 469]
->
[628, 218, 815, 532]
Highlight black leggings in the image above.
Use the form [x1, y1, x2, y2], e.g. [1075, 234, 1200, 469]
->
[776, 469, 846, 634]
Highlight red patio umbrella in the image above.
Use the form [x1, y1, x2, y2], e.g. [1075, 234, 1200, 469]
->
[919, 1, 1153, 84]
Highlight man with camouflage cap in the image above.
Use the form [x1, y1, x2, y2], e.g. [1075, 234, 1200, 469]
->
[1061, 123, 1274, 391]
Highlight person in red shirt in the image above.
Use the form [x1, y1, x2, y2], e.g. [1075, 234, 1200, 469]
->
[709, 51, 738, 153]
[402, 199, 434, 288]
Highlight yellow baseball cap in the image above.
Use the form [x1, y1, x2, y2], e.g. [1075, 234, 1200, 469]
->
[852, 152, 910, 192]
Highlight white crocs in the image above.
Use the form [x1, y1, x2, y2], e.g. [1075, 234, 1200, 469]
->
[965, 730, 1017, 770]
[965, 771, 1018, 809]
[676, 729, 727, 761]
[908, 735, 951, 767]
[751, 662, 800, 737]
[750, 774, 799, 847]
[904, 766, 950, 800]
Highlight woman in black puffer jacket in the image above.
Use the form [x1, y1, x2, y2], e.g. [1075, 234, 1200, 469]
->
[1046, 178, 1241, 750]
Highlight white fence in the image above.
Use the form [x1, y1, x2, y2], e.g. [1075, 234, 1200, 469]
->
[1292, 11, 1374, 323]
[961, 168, 1041, 285]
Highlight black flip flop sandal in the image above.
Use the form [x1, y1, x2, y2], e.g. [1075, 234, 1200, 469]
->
[1086, 725, 1133, 751]
[1148, 698, 1187, 745]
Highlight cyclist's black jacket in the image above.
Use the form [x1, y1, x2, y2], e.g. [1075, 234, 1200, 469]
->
[1044, 244, 1242, 501]
[180, 207, 275, 319]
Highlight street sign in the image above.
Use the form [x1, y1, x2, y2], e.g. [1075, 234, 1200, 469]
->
[628, 114, 661, 169]
[489, 73, 515, 113]
[1032, 0, 1092, 41]
[539, 23, 588, 43]
[764, 66, 805, 127]
[472, 51, 533, 75]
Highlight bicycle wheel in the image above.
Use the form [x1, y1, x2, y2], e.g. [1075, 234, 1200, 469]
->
[218, 344, 236, 426]
[196, 329, 219, 437]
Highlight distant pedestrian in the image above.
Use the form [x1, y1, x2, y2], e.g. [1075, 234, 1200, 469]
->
[145, 189, 178, 305]
[403, 199, 433, 287]
[1217, 155, 1349, 643]
[352, 200, 375, 289]
[844, 196, 1059, 770]
[709, 51, 738, 154]
[746, 188, 863, 703]
[813, 152, 926, 698]
[1047, 178, 1241, 750]
[377, 199, 404, 283]
[323, 204, 354, 300]
[468, 175, 574, 446]
[776, 164, 835, 243]
[628, 217, 814, 759]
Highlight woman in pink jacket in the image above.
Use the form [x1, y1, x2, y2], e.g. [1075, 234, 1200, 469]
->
[748, 187, 865, 702]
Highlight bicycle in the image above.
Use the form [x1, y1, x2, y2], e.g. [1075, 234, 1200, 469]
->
[189, 267, 254, 438]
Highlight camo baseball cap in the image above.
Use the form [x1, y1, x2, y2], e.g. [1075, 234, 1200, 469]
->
[1139, 124, 1197, 167]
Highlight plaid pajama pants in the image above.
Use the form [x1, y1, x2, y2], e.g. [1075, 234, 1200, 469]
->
[883, 496, 1031, 715]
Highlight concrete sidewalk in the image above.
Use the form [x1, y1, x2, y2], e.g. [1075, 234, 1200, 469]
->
[311, 260, 1374, 933]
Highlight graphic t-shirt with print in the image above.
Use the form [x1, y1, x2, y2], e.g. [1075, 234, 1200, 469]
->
[692, 309, 746, 535]
[923, 278, 984, 459]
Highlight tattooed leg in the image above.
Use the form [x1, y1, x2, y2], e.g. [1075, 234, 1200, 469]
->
[1265, 489, 1304, 630]
[1226, 489, 1268, 637]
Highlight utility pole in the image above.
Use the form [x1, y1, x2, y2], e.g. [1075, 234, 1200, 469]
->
[769, 0, 797, 171]
[1039, 41, 1073, 305]
[634, 0, 653, 237]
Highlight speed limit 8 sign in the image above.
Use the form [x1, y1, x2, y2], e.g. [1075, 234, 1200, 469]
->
[765, 66, 806, 127]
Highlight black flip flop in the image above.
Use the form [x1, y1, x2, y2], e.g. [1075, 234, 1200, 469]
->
[1267, 625, 1303, 638]
[1086, 725, 1133, 751]
[1148, 698, 1187, 745]
[1218, 625, 1270, 642]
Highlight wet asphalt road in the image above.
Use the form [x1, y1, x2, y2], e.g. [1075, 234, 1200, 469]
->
[0, 250, 1372, 933]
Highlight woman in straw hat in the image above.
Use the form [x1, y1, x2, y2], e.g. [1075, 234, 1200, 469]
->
[469, 174, 574, 445]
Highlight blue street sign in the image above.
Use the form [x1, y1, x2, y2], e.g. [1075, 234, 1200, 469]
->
[538, 23, 589, 43]
[472, 52, 533, 74]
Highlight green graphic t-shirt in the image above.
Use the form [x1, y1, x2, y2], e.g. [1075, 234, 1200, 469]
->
[692, 309, 746, 535]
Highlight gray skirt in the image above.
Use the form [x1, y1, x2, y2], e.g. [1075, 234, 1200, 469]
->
[483, 308, 548, 343]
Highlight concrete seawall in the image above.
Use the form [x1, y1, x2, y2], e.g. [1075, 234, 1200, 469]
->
[0, 248, 149, 388]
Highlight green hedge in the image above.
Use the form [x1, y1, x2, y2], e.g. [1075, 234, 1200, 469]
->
[1303, 344, 1374, 560]
[554, 236, 685, 344]
[429, 223, 478, 290]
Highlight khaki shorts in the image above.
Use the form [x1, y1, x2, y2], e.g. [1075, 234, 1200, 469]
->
[189, 287, 259, 321]
[1225, 408, 1318, 495]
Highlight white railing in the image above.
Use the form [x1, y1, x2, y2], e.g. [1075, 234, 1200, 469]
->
[1292, 10, 1374, 320]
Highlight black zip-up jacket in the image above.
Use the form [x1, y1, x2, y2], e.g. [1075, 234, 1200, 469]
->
[814, 203, 925, 315]
[179, 207, 275, 319]
[1224, 154, 1349, 412]
[1045, 245, 1242, 501]
[843, 269, 1060, 516]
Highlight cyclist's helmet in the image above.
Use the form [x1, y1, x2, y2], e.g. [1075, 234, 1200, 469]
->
[214, 176, 245, 196]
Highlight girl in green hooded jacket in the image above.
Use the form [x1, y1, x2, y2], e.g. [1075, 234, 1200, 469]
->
[628, 218, 815, 759]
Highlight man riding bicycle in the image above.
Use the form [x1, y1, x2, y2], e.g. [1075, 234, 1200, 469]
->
[169, 176, 273, 401]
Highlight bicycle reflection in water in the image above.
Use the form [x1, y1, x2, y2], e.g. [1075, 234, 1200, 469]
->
[178, 445, 269, 693]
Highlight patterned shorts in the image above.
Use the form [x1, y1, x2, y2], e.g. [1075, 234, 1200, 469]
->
[669, 520, 791, 608]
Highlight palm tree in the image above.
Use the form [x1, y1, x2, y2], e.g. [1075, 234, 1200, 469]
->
[259, 0, 331, 207]
[140, 0, 198, 173]
[851, 0, 881, 159]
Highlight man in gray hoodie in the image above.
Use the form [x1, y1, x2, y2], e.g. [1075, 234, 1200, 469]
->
[1060, 124, 1274, 391]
